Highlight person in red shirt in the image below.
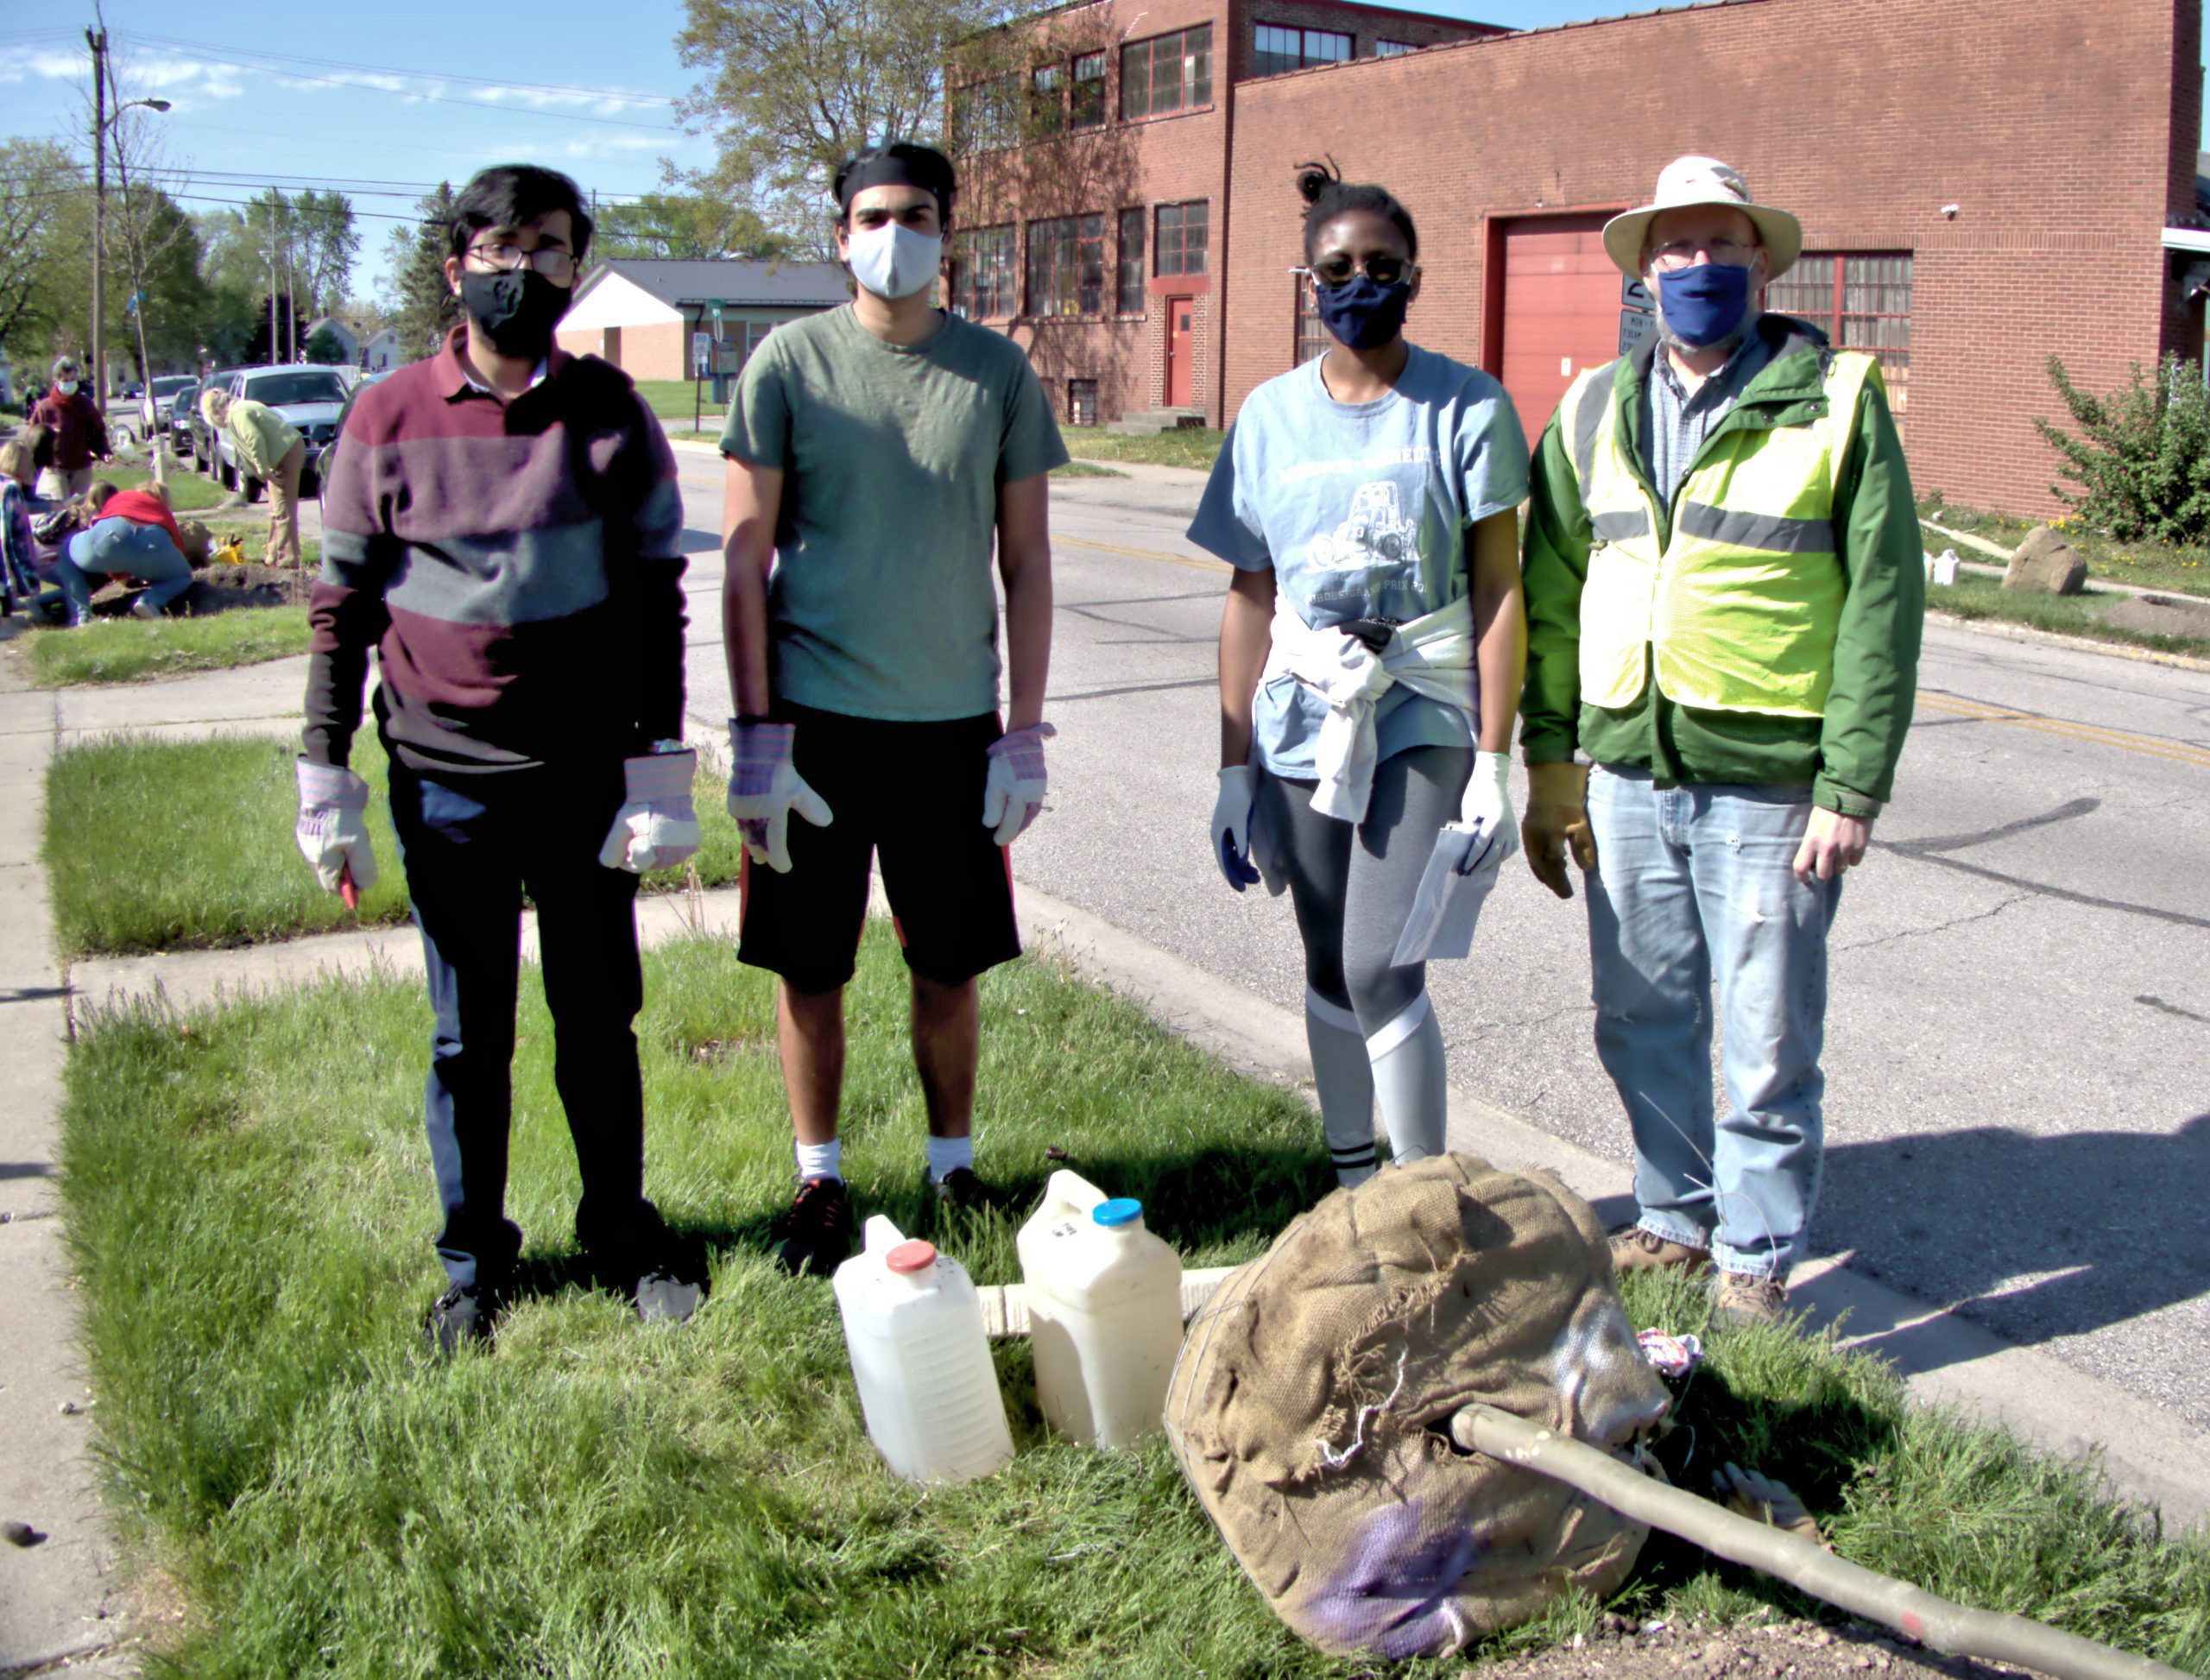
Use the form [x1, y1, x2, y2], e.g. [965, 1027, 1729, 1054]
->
[28, 357, 111, 500]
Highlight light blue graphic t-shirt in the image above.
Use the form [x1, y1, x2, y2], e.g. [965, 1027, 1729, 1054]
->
[1186, 344, 1530, 780]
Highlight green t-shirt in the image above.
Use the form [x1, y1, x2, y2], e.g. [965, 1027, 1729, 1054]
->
[720, 306, 1069, 721]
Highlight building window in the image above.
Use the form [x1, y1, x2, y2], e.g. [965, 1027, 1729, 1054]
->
[1253, 23, 1353, 77]
[951, 225, 1018, 319]
[953, 73, 1021, 152]
[1030, 64, 1066, 136]
[1028, 213, 1106, 317]
[1071, 50, 1107, 129]
[1374, 38, 1418, 56]
[1069, 378, 1099, 426]
[1294, 273, 1329, 364]
[1156, 200, 1208, 277]
[1117, 208, 1146, 314]
[1768, 251, 1914, 427]
[1121, 24, 1212, 119]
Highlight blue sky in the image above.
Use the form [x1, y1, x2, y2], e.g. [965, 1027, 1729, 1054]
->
[3, 0, 2204, 302]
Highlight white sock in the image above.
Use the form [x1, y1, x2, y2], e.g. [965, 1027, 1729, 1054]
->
[925, 1134, 974, 1184]
[1306, 987, 1378, 1188]
[1367, 992, 1447, 1165]
[795, 1138, 842, 1184]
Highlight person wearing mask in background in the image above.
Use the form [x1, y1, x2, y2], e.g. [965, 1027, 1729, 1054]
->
[29, 357, 110, 502]
[718, 141, 1065, 1278]
[1519, 156, 1921, 1327]
[201, 387, 306, 567]
[1193, 161, 1528, 1195]
[299, 163, 701, 1353]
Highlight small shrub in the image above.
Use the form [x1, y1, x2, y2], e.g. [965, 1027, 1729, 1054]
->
[2034, 354, 2210, 545]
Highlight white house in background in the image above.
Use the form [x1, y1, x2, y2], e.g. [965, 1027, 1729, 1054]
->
[305, 316, 362, 363]
[553, 258, 850, 382]
[361, 329, 405, 372]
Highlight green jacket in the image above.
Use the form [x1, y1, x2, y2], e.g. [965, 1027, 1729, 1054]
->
[226, 397, 302, 480]
[1519, 315, 1922, 814]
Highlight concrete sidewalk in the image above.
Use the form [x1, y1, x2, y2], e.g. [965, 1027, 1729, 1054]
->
[9, 654, 2210, 1677]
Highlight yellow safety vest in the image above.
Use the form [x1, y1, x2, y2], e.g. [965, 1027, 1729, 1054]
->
[1562, 350, 1879, 718]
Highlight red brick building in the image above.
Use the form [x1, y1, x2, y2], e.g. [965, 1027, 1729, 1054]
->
[958, 0, 2205, 515]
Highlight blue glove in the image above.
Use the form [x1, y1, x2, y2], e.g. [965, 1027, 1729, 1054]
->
[1211, 766, 1261, 892]
[598, 749, 702, 874]
[725, 720, 832, 874]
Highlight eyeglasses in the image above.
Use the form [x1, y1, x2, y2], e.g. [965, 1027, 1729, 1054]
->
[464, 242, 578, 283]
[1648, 237, 1756, 273]
[1310, 253, 1414, 287]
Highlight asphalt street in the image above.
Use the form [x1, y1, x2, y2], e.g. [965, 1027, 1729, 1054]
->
[667, 447, 2210, 1443]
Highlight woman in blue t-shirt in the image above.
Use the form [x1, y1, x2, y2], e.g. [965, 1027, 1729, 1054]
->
[1188, 161, 1530, 1191]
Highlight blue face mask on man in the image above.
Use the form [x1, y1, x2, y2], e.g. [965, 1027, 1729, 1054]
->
[1315, 274, 1413, 352]
[1654, 261, 1753, 349]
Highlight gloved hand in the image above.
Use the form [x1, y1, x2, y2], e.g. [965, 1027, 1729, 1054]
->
[1521, 761, 1597, 900]
[295, 759, 378, 897]
[1211, 766, 1261, 892]
[598, 749, 702, 874]
[982, 722, 1054, 844]
[725, 720, 832, 873]
[1455, 749, 1520, 875]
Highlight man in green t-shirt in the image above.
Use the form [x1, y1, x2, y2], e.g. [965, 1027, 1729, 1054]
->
[719, 142, 1068, 1277]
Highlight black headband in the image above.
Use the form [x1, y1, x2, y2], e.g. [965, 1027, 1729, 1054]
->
[834, 143, 956, 212]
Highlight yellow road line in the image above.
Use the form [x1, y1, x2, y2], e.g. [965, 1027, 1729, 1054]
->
[1916, 692, 2210, 769]
[1057, 534, 1230, 573]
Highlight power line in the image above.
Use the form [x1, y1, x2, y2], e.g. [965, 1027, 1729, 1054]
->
[119, 30, 684, 107]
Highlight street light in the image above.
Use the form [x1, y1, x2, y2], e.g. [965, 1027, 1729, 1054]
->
[86, 18, 171, 406]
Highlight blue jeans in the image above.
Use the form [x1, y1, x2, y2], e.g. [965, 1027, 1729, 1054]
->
[1582, 765, 1842, 1279]
[387, 756, 654, 1289]
[59, 517, 193, 623]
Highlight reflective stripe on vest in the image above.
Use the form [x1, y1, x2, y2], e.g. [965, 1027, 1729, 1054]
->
[1564, 351, 1878, 717]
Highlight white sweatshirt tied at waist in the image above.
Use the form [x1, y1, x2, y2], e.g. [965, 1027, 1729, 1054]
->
[1261, 592, 1477, 824]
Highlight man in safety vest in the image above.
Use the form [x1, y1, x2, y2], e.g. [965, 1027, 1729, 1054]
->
[1519, 156, 1922, 1326]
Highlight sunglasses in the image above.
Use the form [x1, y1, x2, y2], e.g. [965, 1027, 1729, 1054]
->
[1310, 253, 1413, 287]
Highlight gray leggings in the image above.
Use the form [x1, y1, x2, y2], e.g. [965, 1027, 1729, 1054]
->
[1256, 746, 1472, 1033]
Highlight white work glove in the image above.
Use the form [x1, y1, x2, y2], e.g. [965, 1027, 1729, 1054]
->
[597, 749, 702, 874]
[982, 722, 1054, 845]
[295, 759, 378, 897]
[1211, 766, 1261, 891]
[725, 719, 832, 874]
[1455, 749, 1520, 875]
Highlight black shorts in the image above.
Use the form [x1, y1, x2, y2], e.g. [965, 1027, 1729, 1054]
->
[736, 704, 1022, 992]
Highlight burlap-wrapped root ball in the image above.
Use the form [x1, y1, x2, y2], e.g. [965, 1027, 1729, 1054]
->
[1163, 1153, 1671, 1660]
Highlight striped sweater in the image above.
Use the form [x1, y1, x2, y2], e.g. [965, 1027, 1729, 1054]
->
[303, 328, 687, 774]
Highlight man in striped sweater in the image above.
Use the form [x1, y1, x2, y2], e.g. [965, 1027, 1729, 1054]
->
[297, 164, 702, 1353]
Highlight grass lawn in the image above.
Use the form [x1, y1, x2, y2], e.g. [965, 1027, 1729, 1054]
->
[1919, 496, 2210, 598]
[1051, 458, 1124, 477]
[101, 456, 231, 513]
[1927, 572, 2210, 660]
[1059, 425, 1225, 471]
[60, 935, 2210, 1677]
[45, 733, 747, 957]
[635, 377, 724, 429]
[19, 605, 311, 687]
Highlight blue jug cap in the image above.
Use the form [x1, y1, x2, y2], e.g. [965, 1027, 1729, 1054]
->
[1093, 1197, 1143, 1228]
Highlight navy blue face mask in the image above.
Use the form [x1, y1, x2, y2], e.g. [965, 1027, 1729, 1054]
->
[1315, 274, 1413, 351]
[1654, 261, 1753, 348]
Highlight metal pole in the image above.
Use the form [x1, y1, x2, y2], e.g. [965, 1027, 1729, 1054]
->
[268, 196, 279, 363]
[88, 25, 105, 407]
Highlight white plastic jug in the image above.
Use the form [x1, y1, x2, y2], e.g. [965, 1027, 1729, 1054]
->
[832, 1215, 1014, 1485]
[1017, 1171, 1184, 1448]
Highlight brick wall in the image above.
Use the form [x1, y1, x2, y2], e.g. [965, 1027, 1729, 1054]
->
[1222, 0, 2193, 516]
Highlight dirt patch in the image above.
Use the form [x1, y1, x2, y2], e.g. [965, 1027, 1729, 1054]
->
[1466, 1612, 2051, 1680]
[2095, 592, 2210, 641]
[77, 562, 312, 620]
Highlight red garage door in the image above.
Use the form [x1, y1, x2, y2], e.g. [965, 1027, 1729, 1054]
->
[1491, 213, 1623, 445]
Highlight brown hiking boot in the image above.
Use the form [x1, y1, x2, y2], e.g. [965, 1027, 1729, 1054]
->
[1608, 1224, 1712, 1277]
[1711, 1271, 1789, 1328]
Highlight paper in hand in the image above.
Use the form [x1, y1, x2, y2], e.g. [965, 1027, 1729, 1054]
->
[1391, 822, 1500, 965]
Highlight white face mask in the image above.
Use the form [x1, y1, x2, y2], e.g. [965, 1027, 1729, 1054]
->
[844, 222, 943, 301]
[55, 380, 79, 396]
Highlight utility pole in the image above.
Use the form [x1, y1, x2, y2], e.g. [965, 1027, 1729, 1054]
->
[268, 195, 279, 364]
[87, 22, 106, 405]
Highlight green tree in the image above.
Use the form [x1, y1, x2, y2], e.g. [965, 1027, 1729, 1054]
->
[672, 0, 1001, 249]
[0, 140, 87, 357]
[593, 190, 792, 262]
[304, 324, 347, 364]
[381, 183, 462, 358]
[292, 189, 360, 318]
[2035, 355, 2210, 546]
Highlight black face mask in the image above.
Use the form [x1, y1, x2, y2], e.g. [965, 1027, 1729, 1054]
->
[458, 268, 571, 359]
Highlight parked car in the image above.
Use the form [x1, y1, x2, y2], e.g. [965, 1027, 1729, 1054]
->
[309, 368, 394, 509]
[209, 365, 349, 500]
[187, 369, 240, 468]
[164, 379, 199, 459]
[138, 375, 197, 435]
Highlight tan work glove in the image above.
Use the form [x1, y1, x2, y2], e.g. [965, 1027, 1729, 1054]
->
[1521, 761, 1598, 900]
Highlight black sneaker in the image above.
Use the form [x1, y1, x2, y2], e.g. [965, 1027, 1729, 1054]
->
[931, 1166, 999, 1215]
[424, 1280, 499, 1356]
[774, 1176, 853, 1278]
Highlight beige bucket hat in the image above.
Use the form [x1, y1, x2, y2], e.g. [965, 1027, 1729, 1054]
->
[1602, 155, 1802, 280]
